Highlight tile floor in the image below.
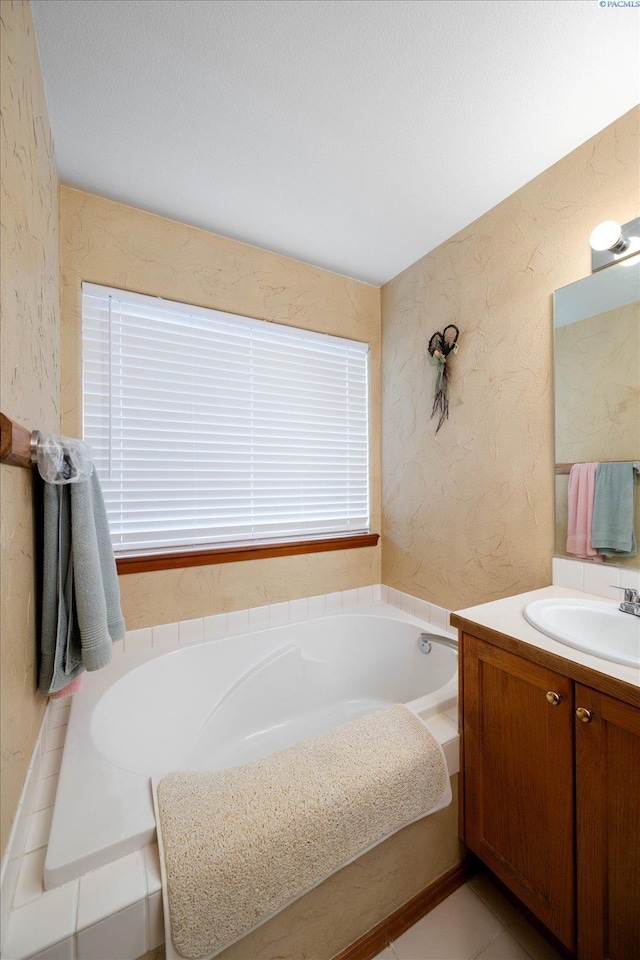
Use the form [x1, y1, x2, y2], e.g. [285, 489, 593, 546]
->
[372, 872, 565, 960]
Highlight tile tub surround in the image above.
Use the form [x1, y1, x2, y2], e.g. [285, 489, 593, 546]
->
[0, 697, 165, 960]
[0, 584, 459, 960]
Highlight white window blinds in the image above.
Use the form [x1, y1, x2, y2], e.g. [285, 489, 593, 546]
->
[82, 283, 370, 555]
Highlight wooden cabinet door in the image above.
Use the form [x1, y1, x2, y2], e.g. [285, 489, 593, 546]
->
[462, 634, 575, 950]
[575, 684, 640, 960]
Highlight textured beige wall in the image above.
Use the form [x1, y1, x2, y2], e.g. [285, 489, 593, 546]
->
[555, 303, 639, 464]
[382, 107, 640, 611]
[0, 0, 60, 857]
[554, 302, 640, 566]
[60, 187, 381, 629]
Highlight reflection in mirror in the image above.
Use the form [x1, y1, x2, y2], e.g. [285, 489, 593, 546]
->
[554, 259, 640, 570]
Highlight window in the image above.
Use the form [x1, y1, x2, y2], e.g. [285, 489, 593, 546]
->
[82, 283, 370, 558]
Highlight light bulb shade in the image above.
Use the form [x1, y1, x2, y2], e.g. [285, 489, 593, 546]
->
[589, 220, 623, 252]
[590, 215, 640, 273]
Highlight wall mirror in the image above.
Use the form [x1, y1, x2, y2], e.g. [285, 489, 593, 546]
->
[554, 258, 640, 570]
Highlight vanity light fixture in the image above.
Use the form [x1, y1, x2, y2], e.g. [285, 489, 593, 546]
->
[589, 216, 640, 272]
[589, 221, 628, 254]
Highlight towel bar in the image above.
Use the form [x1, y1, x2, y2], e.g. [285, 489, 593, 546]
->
[556, 460, 637, 475]
[0, 412, 39, 468]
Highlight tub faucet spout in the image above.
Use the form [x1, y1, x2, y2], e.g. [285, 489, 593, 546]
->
[418, 632, 458, 654]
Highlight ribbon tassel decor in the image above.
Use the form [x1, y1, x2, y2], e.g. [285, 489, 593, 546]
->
[427, 324, 459, 433]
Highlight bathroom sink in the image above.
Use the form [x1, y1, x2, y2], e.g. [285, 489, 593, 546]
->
[523, 598, 640, 668]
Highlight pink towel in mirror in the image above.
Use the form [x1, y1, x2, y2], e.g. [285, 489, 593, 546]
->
[566, 462, 602, 562]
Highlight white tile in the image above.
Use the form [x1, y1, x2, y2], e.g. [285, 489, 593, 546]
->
[77, 851, 146, 930]
[289, 598, 309, 621]
[24, 806, 54, 853]
[77, 901, 146, 960]
[9, 805, 30, 861]
[147, 891, 164, 951]
[508, 915, 565, 960]
[22, 764, 41, 813]
[307, 594, 327, 617]
[391, 884, 503, 960]
[41, 748, 64, 779]
[443, 705, 458, 726]
[442, 738, 460, 777]
[425, 714, 457, 743]
[370, 584, 382, 602]
[46, 724, 67, 753]
[203, 613, 227, 640]
[469, 872, 519, 925]
[142, 843, 162, 896]
[14, 848, 46, 906]
[386, 587, 402, 610]
[111, 638, 125, 659]
[476, 928, 531, 959]
[413, 598, 431, 623]
[178, 618, 204, 645]
[248, 605, 270, 630]
[269, 602, 290, 626]
[388, 588, 414, 615]
[429, 604, 448, 630]
[152, 622, 179, 649]
[28, 936, 75, 960]
[31, 775, 58, 814]
[47, 703, 71, 729]
[47, 697, 69, 718]
[551, 557, 584, 591]
[357, 585, 374, 604]
[424, 716, 458, 776]
[583, 562, 620, 599]
[124, 627, 153, 654]
[341, 588, 359, 607]
[2, 881, 78, 960]
[619, 567, 640, 592]
[324, 592, 342, 613]
[1, 854, 21, 919]
[31, 740, 43, 784]
[226, 608, 250, 635]
[380, 584, 389, 603]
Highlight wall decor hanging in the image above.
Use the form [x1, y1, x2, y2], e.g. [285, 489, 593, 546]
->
[427, 324, 459, 433]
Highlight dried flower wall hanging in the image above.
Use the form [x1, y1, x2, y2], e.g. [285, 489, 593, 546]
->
[427, 324, 459, 433]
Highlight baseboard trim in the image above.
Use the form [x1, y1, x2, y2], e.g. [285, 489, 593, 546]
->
[332, 860, 472, 960]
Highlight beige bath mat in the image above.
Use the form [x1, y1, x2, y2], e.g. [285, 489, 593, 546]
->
[154, 703, 450, 960]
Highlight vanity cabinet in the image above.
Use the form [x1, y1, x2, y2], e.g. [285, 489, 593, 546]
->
[575, 685, 640, 960]
[456, 627, 640, 960]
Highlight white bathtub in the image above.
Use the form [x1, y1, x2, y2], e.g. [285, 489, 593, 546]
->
[44, 604, 458, 889]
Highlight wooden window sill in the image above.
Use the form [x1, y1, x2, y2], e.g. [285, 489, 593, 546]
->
[116, 533, 380, 575]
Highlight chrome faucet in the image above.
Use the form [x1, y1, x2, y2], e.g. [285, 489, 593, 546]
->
[418, 632, 458, 654]
[610, 586, 640, 617]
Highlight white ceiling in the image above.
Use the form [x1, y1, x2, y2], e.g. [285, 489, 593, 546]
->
[32, 0, 639, 285]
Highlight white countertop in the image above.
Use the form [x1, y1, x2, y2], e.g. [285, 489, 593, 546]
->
[453, 585, 640, 689]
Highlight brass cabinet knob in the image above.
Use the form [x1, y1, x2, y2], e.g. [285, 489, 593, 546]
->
[576, 707, 594, 723]
[546, 690, 562, 706]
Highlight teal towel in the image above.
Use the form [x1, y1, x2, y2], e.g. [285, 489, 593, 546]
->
[39, 471, 125, 695]
[592, 462, 639, 558]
